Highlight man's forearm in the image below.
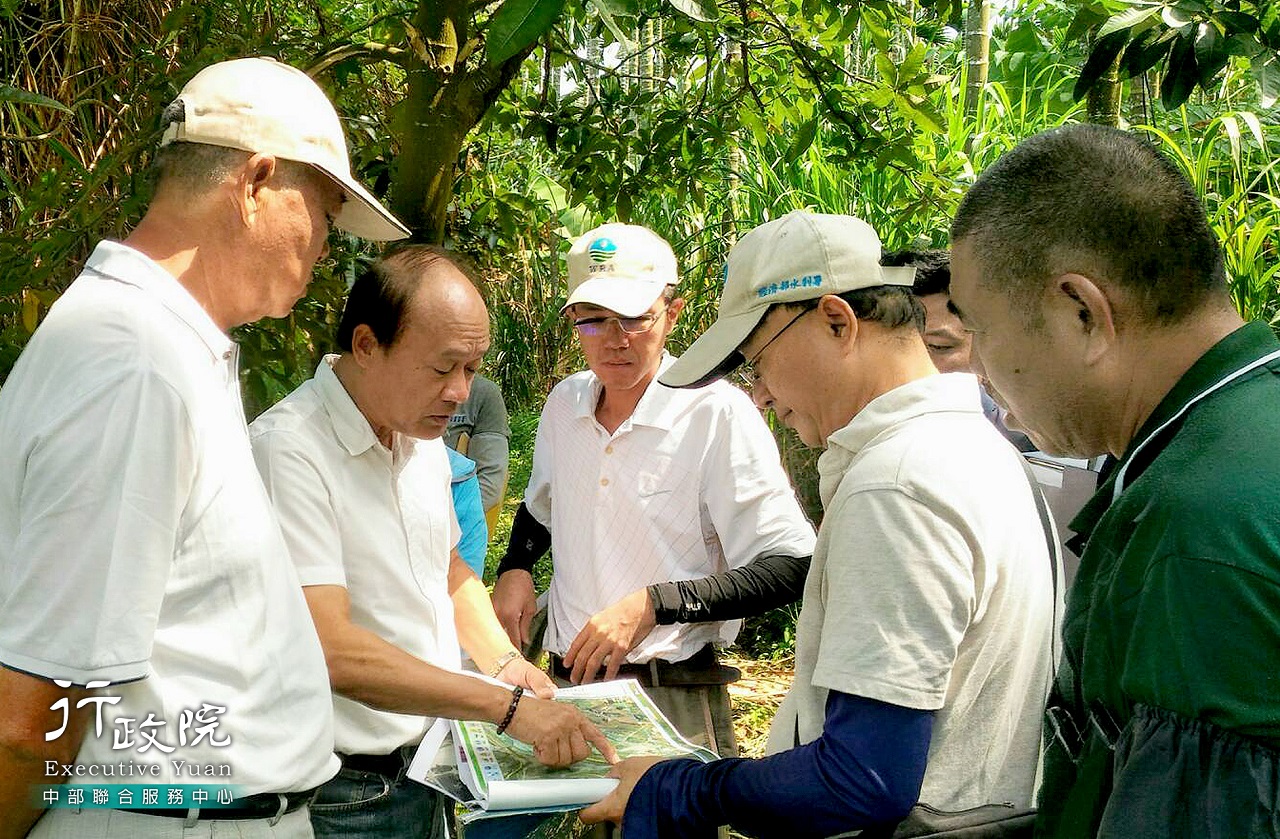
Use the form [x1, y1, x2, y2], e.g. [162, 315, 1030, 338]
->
[0, 671, 89, 839]
[449, 556, 523, 675]
[648, 554, 811, 625]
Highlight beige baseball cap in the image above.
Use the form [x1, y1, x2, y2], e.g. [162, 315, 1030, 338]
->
[562, 223, 678, 317]
[160, 57, 409, 241]
[660, 211, 916, 388]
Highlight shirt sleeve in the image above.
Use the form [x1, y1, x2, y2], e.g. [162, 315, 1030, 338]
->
[816, 487, 976, 710]
[622, 691, 933, 839]
[0, 366, 195, 686]
[700, 389, 816, 570]
[250, 430, 347, 588]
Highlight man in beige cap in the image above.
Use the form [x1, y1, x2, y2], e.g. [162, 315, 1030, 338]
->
[491, 223, 816, 760]
[0, 57, 406, 838]
[579, 211, 1055, 838]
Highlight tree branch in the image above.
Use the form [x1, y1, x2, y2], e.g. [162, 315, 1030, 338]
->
[307, 42, 410, 76]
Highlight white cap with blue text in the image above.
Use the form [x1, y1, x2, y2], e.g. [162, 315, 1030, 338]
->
[562, 223, 678, 317]
[660, 211, 916, 389]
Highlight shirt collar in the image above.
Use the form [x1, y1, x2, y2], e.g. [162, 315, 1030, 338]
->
[84, 240, 234, 362]
[817, 373, 984, 508]
[314, 355, 383, 457]
[571, 352, 685, 432]
[1069, 321, 1280, 542]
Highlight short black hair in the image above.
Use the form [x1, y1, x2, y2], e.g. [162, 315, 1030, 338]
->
[951, 124, 1227, 324]
[883, 249, 951, 297]
[336, 244, 483, 352]
[773, 286, 925, 334]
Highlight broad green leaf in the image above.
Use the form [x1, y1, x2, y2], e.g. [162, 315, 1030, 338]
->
[486, 0, 567, 67]
[1238, 110, 1265, 148]
[667, 0, 717, 23]
[590, 0, 635, 51]
[22, 290, 39, 334]
[1098, 4, 1161, 39]
[0, 84, 71, 114]
[874, 52, 896, 84]
[898, 42, 927, 82]
[1161, 5, 1195, 32]
[1218, 11, 1259, 35]
[1194, 22, 1230, 86]
[1074, 29, 1130, 101]
[1123, 29, 1174, 77]
[1252, 50, 1280, 109]
[784, 117, 818, 163]
[1220, 114, 1241, 169]
[1160, 33, 1198, 109]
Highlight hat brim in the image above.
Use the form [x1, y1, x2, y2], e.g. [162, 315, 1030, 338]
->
[659, 308, 767, 389]
[312, 165, 410, 242]
[560, 276, 670, 318]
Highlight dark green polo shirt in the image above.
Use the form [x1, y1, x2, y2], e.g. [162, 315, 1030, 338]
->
[1039, 321, 1280, 838]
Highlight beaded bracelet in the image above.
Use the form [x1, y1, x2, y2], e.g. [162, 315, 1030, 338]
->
[495, 686, 524, 736]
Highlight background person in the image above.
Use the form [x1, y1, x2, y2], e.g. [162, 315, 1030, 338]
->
[446, 373, 511, 539]
[490, 222, 816, 761]
[949, 123, 1280, 839]
[0, 56, 409, 838]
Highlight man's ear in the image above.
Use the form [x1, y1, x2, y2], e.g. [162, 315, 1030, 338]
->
[665, 297, 686, 325]
[816, 294, 858, 345]
[350, 323, 383, 368]
[236, 153, 278, 227]
[1049, 273, 1116, 365]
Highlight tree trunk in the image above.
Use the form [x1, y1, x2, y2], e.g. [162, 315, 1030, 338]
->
[1086, 50, 1123, 126]
[963, 0, 990, 119]
[386, 0, 541, 243]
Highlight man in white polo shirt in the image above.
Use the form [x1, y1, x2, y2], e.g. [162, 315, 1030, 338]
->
[251, 245, 614, 839]
[0, 57, 409, 838]
[581, 212, 1054, 838]
[491, 223, 816, 758]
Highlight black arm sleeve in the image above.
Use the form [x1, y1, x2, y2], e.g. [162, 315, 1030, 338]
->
[647, 553, 811, 625]
[495, 501, 552, 576]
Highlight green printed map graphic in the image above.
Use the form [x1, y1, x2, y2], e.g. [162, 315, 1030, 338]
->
[460, 682, 713, 783]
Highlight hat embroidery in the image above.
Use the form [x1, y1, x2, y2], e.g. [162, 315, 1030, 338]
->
[755, 274, 823, 298]
[588, 238, 617, 263]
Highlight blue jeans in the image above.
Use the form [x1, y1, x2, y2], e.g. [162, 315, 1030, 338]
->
[310, 763, 448, 839]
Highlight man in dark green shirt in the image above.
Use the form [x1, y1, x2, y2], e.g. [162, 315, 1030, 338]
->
[948, 123, 1280, 839]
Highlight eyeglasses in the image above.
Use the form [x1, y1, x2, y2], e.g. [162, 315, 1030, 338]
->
[736, 305, 816, 387]
[573, 311, 662, 337]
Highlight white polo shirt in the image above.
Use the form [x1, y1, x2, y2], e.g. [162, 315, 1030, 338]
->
[527, 356, 816, 663]
[0, 241, 338, 794]
[767, 373, 1054, 811]
[250, 356, 462, 756]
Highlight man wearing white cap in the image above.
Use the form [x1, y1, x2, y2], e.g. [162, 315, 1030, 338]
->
[491, 223, 816, 758]
[0, 57, 408, 838]
[580, 211, 1055, 838]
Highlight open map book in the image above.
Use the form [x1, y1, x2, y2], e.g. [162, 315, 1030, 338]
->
[407, 678, 716, 823]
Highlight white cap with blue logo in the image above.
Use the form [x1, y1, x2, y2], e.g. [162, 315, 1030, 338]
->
[562, 223, 679, 317]
[660, 211, 915, 389]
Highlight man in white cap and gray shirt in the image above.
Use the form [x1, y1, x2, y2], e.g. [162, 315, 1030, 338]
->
[0, 57, 408, 838]
[490, 223, 816, 759]
[579, 211, 1055, 838]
